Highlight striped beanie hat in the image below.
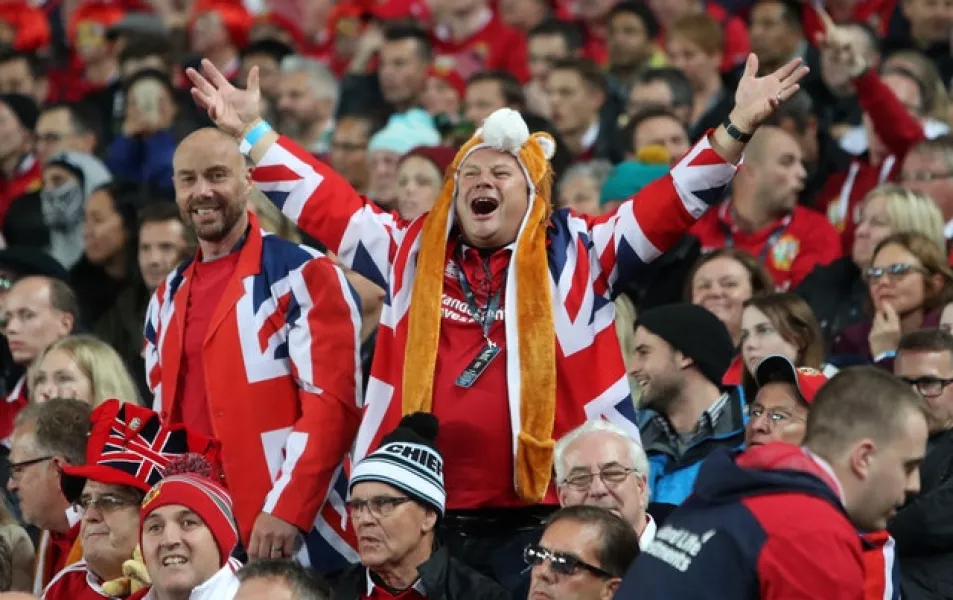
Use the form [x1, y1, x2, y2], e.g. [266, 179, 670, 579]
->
[140, 458, 238, 567]
[349, 413, 446, 515]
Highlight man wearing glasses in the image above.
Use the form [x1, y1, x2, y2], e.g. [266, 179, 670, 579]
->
[891, 329, 953, 598]
[744, 355, 827, 448]
[553, 420, 656, 548]
[42, 400, 219, 600]
[525, 505, 639, 600]
[334, 413, 507, 600]
[7, 399, 90, 595]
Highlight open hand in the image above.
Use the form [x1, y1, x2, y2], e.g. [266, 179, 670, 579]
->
[186, 58, 262, 138]
[816, 6, 869, 81]
[730, 54, 810, 132]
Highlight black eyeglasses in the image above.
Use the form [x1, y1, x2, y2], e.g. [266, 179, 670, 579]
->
[8, 456, 55, 479]
[901, 376, 953, 398]
[345, 496, 412, 519]
[864, 263, 927, 284]
[524, 544, 615, 579]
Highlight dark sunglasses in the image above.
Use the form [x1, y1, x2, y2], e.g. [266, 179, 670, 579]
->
[523, 544, 615, 579]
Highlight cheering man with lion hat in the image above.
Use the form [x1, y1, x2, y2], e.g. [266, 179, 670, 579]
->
[185, 53, 808, 581]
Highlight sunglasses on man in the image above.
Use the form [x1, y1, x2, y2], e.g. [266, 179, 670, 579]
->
[523, 544, 615, 579]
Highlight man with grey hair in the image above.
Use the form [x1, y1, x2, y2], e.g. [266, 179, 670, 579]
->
[277, 56, 338, 155]
[901, 134, 953, 229]
[6, 399, 91, 594]
[555, 420, 656, 548]
[234, 560, 329, 600]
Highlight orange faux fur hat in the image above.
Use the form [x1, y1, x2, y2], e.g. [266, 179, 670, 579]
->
[402, 108, 557, 503]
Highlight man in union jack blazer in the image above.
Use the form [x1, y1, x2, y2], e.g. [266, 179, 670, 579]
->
[185, 52, 808, 581]
[144, 126, 364, 570]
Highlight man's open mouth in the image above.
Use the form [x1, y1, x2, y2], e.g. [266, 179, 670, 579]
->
[470, 196, 499, 216]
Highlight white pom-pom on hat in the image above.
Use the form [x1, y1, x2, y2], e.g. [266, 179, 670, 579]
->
[534, 133, 556, 160]
[480, 108, 530, 155]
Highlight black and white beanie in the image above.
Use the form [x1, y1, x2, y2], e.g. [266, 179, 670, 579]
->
[348, 413, 446, 515]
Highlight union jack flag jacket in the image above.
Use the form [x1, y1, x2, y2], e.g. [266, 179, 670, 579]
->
[251, 135, 736, 499]
[144, 214, 364, 568]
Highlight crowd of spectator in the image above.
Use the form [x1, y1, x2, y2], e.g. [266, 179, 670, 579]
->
[0, 0, 949, 598]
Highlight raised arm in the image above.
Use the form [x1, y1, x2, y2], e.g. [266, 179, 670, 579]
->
[186, 60, 404, 290]
[587, 54, 809, 292]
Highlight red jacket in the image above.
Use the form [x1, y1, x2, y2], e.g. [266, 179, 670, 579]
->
[32, 522, 82, 596]
[432, 10, 529, 82]
[816, 70, 925, 255]
[42, 561, 113, 600]
[691, 202, 842, 291]
[145, 215, 363, 553]
[1, 376, 28, 448]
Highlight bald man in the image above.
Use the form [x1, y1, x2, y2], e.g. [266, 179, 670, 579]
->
[689, 126, 842, 290]
[145, 128, 364, 567]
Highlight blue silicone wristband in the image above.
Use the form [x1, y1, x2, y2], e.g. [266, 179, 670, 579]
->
[240, 121, 273, 154]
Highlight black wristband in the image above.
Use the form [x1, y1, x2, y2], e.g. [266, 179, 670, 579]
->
[722, 116, 753, 143]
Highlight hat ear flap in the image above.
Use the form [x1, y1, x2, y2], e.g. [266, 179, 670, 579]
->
[533, 133, 556, 160]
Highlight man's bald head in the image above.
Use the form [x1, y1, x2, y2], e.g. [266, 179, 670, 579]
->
[172, 128, 252, 246]
[739, 125, 806, 214]
[744, 126, 787, 167]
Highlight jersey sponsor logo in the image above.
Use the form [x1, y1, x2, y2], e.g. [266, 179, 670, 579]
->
[440, 293, 505, 324]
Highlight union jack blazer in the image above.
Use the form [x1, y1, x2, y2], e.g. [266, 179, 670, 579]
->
[144, 214, 363, 570]
[251, 135, 735, 500]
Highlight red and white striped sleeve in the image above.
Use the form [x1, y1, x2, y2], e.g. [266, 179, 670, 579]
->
[252, 136, 405, 290]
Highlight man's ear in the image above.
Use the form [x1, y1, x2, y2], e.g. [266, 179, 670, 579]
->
[60, 312, 75, 335]
[602, 577, 622, 600]
[421, 507, 438, 534]
[674, 349, 694, 370]
[848, 439, 877, 481]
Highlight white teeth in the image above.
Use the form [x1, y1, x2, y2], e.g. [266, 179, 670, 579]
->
[162, 557, 187, 566]
[195, 208, 217, 215]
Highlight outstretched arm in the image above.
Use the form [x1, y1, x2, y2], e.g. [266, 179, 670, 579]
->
[185, 60, 404, 290]
[589, 55, 809, 292]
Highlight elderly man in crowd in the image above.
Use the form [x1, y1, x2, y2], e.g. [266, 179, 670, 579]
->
[555, 420, 655, 548]
[620, 367, 928, 598]
[131, 460, 243, 600]
[7, 399, 90, 595]
[1, 276, 77, 442]
[526, 505, 640, 600]
[187, 46, 807, 583]
[42, 401, 219, 600]
[335, 413, 507, 600]
[745, 355, 828, 448]
[234, 560, 329, 600]
[892, 329, 953, 599]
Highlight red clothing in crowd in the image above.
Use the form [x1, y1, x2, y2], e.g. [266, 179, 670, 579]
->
[706, 3, 751, 72]
[33, 523, 82, 596]
[0, 0, 51, 52]
[0, 155, 41, 229]
[173, 251, 241, 438]
[42, 561, 113, 600]
[816, 69, 925, 255]
[691, 201, 842, 291]
[432, 9, 530, 83]
[0, 376, 28, 447]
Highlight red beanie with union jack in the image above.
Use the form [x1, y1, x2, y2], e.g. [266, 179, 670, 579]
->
[140, 455, 239, 567]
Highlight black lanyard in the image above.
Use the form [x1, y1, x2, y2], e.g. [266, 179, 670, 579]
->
[455, 255, 507, 345]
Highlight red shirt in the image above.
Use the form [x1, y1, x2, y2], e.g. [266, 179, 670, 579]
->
[432, 10, 530, 83]
[36, 522, 82, 594]
[173, 252, 241, 436]
[0, 155, 41, 228]
[43, 561, 113, 600]
[432, 244, 521, 509]
[691, 202, 842, 291]
[0, 376, 28, 447]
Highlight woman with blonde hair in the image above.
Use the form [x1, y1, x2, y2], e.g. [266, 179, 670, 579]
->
[28, 335, 141, 406]
[833, 231, 953, 365]
[798, 184, 946, 345]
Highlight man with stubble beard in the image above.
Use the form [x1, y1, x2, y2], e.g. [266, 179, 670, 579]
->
[145, 128, 364, 570]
